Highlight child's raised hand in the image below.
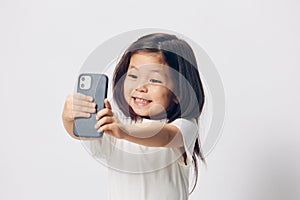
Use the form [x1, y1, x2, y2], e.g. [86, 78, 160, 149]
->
[62, 93, 96, 122]
[95, 99, 127, 139]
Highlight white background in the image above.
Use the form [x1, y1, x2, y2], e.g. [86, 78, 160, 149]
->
[1, 0, 299, 199]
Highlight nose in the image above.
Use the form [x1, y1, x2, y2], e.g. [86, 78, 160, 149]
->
[135, 81, 148, 93]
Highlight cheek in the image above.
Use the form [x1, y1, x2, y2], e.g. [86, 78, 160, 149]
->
[153, 88, 173, 105]
[123, 79, 133, 103]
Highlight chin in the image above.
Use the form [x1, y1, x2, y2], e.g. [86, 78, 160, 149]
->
[132, 109, 150, 118]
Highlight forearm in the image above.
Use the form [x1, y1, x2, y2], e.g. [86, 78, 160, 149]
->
[62, 117, 76, 138]
[123, 122, 184, 148]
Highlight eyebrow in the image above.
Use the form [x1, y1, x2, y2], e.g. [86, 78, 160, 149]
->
[128, 66, 139, 71]
[129, 65, 169, 78]
[129, 65, 166, 72]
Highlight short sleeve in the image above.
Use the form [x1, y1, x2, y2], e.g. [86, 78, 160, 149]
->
[171, 118, 198, 165]
[81, 134, 115, 161]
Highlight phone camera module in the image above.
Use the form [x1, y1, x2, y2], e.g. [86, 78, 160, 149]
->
[79, 75, 91, 90]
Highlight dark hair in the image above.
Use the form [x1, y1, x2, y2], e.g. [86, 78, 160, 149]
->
[112, 33, 206, 194]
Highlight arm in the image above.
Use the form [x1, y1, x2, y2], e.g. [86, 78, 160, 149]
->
[124, 122, 184, 148]
[95, 99, 184, 148]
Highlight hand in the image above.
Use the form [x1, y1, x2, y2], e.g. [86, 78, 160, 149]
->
[62, 93, 96, 122]
[94, 99, 128, 139]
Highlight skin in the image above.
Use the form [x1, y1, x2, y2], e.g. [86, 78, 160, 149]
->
[62, 52, 184, 147]
[123, 52, 176, 117]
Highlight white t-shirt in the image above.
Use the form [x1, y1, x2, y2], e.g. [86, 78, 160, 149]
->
[84, 117, 198, 200]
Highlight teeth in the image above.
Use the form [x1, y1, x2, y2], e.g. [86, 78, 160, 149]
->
[134, 97, 149, 103]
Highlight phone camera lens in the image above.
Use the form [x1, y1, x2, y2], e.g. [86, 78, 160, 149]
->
[80, 83, 85, 88]
[81, 77, 85, 81]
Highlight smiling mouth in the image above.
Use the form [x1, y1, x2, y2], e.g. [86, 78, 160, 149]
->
[132, 97, 152, 105]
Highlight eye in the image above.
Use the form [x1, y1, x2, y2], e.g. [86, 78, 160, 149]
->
[150, 79, 162, 83]
[128, 74, 138, 79]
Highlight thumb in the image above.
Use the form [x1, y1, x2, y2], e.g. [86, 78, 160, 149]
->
[104, 98, 112, 110]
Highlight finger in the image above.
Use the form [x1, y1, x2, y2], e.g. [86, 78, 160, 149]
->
[98, 124, 124, 139]
[74, 93, 94, 102]
[73, 111, 91, 118]
[73, 105, 96, 113]
[98, 128, 112, 135]
[73, 99, 96, 109]
[104, 99, 112, 110]
[95, 116, 114, 129]
[97, 124, 112, 133]
[96, 108, 113, 120]
[64, 111, 90, 122]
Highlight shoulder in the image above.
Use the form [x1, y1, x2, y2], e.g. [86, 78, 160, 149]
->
[169, 118, 198, 154]
[170, 118, 198, 133]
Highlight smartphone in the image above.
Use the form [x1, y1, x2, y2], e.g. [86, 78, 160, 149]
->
[73, 73, 108, 138]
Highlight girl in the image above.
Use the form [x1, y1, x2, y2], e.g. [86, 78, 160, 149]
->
[62, 33, 206, 200]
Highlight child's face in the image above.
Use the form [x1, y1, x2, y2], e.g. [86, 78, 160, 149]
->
[123, 52, 176, 118]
